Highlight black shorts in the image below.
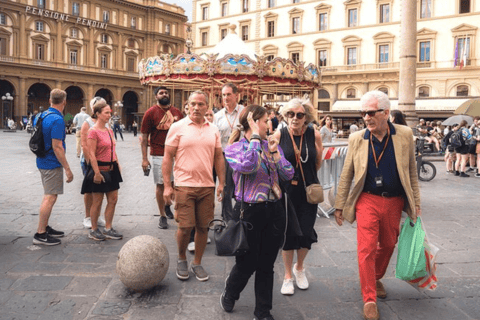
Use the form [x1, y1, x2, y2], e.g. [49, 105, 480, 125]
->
[468, 143, 477, 155]
[455, 145, 469, 155]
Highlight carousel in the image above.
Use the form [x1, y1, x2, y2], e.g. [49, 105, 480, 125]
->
[138, 25, 321, 108]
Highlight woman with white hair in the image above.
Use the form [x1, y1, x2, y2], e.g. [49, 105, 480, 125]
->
[273, 98, 323, 296]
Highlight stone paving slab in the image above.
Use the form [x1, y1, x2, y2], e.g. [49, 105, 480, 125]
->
[1, 131, 480, 319]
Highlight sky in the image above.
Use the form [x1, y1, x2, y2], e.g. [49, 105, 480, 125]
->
[161, 0, 193, 22]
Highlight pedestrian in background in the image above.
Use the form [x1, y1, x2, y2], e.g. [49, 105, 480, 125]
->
[132, 120, 138, 137]
[73, 107, 90, 157]
[80, 97, 106, 229]
[111, 112, 124, 141]
[454, 120, 472, 177]
[389, 110, 408, 126]
[81, 100, 123, 241]
[141, 86, 183, 229]
[33, 89, 73, 246]
[319, 114, 333, 143]
[163, 91, 225, 282]
[274, 98, 323, 296]
[334, 90, 421, 320]
[220, 105, 294, 320]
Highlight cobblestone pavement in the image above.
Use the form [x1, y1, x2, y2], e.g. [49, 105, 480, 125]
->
[0, 130, 479, 320]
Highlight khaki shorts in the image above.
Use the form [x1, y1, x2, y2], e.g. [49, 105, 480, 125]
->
[39, 167, 64, 195]
[174, 187, 215, 228]
[152, 156, 173, 185]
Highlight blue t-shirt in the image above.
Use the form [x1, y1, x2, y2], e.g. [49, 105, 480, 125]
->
[33, 108, 66, 170]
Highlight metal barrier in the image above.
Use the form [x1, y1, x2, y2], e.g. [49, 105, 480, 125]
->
[317, 141, 349, 218]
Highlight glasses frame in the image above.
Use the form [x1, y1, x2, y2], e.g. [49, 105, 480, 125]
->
[286, 111, 306, 120]
[360, 109, 385, 118]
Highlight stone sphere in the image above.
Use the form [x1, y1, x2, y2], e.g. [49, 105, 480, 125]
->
[116, 235, 169, 291]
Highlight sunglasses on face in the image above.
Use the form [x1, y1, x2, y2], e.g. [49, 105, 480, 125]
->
[286, 111, 306, 119]
[360, 109, 384, 117]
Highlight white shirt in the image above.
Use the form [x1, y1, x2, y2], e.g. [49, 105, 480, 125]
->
[213, 104, 244, 149]
[350, 124, 359, 133]
[73, 111, 90, 129]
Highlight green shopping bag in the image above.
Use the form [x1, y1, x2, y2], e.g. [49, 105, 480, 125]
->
[395, 217, 427, 281]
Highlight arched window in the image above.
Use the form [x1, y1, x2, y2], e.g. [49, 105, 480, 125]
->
[378, 87, 388, 95]
[346, 88, 356, 98]
[456, 85, 469, 97]
[101, 34, 109, 44]
[418, 86, 430, 97]
[318, 89, 330, 99]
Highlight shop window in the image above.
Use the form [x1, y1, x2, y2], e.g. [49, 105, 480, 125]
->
[456, 85, 469, 96]
[347, 88, 356, 98]
[418, 86, 430, 97]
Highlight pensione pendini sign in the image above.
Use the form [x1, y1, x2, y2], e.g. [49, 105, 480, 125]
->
[25, 6, 108, 30]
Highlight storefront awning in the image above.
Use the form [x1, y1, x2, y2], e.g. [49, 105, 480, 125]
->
[331, 98, 470, 112]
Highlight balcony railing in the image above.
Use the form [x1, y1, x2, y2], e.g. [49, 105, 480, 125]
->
[321, 59, 477, 72]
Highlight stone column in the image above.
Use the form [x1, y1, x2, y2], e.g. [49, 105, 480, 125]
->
[87, 84, 94, 110]
[56, 21, 63, 63]
[398, 0, 418, 126]
[19, 13, 27, 59]
[88, 28, 95, 67]
[19, 77, 26, 117]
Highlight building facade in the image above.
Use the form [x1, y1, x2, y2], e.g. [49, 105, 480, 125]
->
[192, 0, 480, 129]
[0, 0, 187, 128]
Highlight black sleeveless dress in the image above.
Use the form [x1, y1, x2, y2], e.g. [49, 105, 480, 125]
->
[279, 126, 318, 250]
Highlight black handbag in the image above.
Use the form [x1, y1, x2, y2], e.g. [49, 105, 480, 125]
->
[209, 175, 252, 256]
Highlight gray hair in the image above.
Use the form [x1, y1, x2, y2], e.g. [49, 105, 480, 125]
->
[50, 89, 67, 105]
[279, 98, 316, 124]
[360, 90, 390, 110]
[188, 90, 209, 105]
[89, 97, 107, 114]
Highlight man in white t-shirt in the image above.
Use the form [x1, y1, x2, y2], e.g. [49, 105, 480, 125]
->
[213, 83, 244, 219]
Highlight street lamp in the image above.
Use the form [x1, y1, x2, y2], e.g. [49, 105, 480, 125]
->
[114, 101, 123, 110]
[2, 93, 14, 128]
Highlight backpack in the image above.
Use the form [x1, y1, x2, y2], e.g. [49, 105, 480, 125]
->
[29, 111, 53, 157]
[449, 130, 464, 149]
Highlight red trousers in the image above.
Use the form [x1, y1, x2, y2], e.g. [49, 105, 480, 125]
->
[356, 192, 404, 303]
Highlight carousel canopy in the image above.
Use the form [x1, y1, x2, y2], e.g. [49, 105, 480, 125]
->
[138, 25, 321, 103]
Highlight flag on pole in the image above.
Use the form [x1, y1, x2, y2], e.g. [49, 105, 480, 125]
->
[454, 39, 459, 68]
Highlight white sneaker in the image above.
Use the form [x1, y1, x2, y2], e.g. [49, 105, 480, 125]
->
[207, 237, 211, 244]
[187, 242, 195, 252]
[97, 217, 106, 227]
[281, 278, 294, 295]
[83, 217, 92, 229]
[293, 263, 309, 290]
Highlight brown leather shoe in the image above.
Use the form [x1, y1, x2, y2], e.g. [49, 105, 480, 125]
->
[376, 280, 387, 299]
[363, 302, 380, 320]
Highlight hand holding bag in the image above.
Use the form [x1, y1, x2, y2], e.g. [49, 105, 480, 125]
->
[288, 128, 324, 204]
[209, 175, 252, 256]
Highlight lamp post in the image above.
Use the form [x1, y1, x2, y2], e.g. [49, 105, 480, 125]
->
[185, 23, 193, 54]
[2, 93, 14, 129]
[114, 100, 123, 124]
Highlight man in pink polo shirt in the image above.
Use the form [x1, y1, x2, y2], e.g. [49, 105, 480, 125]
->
[163, 90, 226, 282]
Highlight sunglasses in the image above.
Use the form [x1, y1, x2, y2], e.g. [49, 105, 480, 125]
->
[286, 111, 306, 119]
[360, 109, 384, 117]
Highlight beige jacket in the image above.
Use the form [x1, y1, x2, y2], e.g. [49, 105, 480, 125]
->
[334, 123, 421, 224]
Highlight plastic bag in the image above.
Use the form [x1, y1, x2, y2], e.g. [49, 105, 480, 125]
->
[407, 219, 439, 291]
[395, 217, 427, 281]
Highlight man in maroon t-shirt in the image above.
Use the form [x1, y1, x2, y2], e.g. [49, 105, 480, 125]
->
[141, 86, 183, 229]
